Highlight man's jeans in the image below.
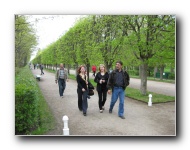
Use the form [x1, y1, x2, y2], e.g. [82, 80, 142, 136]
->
[58, 78, 66, 96]
[110, 87, 125, 117]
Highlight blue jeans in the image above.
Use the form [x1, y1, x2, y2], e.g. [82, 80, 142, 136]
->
[58, 78, 66, 96]
[82, 90, 88, 114]
[109, 87, 125, 117]
[77, 89, 88, 112]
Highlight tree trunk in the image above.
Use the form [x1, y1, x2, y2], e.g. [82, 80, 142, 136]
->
[170, 66, 174, 73]
[105, 61, 113, 72]
[139, 66, 141, 78]
[67, 64, 70, 75]
[140, 63, 148, 95]
[160, 65, 164, 80]
[154, 66, 158, 78]
[86, 63, 90, 79]
[75, 63, 78, 77]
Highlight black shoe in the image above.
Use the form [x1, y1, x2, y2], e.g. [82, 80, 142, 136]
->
[109, 109, 112, 113]
[119, 116, 125, 119]
[83, 113, 87, 116]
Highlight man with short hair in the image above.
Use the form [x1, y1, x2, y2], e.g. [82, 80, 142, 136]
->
[55, 63, 69, 98]
[107, 61, 130, 119]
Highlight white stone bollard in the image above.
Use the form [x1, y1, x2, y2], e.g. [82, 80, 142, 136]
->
[62, 115, 69, 135]
[148, 94, 152, 106]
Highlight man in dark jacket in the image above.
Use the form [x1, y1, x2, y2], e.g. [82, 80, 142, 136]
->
[107, 61, 130, 119]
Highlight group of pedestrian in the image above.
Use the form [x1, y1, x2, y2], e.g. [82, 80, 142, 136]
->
[54, 61, 130, 119]
[32, 63, 44, 75]
[33, 64, 39, 70]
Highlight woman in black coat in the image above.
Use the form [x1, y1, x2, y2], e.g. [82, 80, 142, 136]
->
[94, 64, 109, 113]
[76, 65, 92, 116]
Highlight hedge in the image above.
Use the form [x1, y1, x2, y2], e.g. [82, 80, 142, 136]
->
[15, 66, 54, 135]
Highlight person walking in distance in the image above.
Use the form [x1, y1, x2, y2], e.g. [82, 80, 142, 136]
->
[94, 64, 109, 113]
[91, 65, 96, 77]
[55, 63, 69, 98]
[40, 64, 44, 75]
[107, 61, 130, 119]
[76, 65, 92, 116]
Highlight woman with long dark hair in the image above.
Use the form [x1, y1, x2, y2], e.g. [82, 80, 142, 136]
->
[76, 65, 92, 116]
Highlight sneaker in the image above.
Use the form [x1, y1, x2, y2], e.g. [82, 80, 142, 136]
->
[102, 106, 105, 110]
[99, 110, 103, 113]
[109, 109, 112, 113]
[83, 113, 87, 116]
[119, 116, 125, 119]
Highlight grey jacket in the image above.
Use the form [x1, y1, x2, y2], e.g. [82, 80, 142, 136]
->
[55, 68, 68, 81]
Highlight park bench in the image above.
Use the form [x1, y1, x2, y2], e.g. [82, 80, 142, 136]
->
[36, 75, 41, 81]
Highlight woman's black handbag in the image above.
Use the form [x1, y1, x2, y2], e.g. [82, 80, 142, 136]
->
[88, 82, 94, 89]
[88, 82, 94, 96]
[88, 89, 94, 96]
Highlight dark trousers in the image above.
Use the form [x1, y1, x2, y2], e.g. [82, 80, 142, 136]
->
[58, 78, 66, 96]
[93, 71, 96, 77]
[77, 89, 88, 113]
[41, 69, 44, 75]
[97, 89, 107, 110]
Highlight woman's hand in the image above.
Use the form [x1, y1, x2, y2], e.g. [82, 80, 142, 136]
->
[108, 90, 111, 94]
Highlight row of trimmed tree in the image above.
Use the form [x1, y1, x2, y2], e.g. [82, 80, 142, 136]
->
[32, 15, 175, 95]
[15, 15, 38, 68]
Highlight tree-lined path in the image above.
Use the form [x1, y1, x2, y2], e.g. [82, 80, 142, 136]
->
[31, 69, 175, 136]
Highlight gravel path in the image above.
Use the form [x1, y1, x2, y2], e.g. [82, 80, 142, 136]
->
[31, 69, 176, 136]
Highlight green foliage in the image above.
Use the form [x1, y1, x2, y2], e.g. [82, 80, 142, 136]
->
[168, 72, 175, 80]
[127, 70, 139, 76]
[15, 66, 55, 135]
[31, 15, 175, 71]
[15, 15, 38, 67]
[15, 84, 39, 134]
[31, 15, 175, 95]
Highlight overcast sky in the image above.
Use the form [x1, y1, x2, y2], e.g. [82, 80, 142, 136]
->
[28, 15, 86, 60]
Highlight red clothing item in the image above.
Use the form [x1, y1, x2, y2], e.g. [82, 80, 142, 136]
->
[92, 66, 96, 72]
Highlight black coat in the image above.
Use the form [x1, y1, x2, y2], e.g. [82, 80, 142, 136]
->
[77, 74, 88, 91]
[94, 72, 109, 91]
[107, 69, 130, 90]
